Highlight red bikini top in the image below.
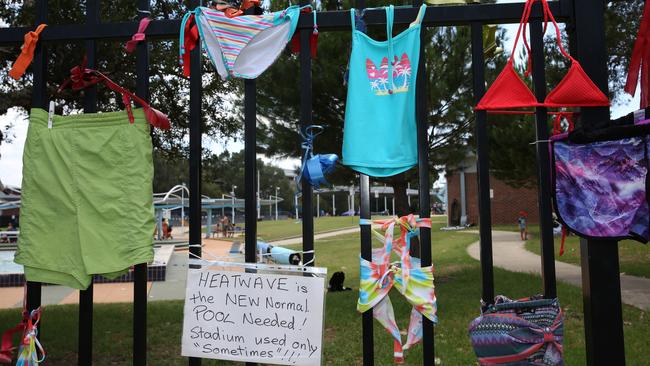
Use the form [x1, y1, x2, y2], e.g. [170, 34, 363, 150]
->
[476, 0, 609, 111]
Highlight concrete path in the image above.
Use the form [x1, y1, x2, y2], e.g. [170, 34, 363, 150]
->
[270, 227, 359, 246]
[467, 230, 650, 311]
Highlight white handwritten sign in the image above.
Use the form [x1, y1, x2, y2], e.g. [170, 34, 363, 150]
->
[181, 266, 326, 365]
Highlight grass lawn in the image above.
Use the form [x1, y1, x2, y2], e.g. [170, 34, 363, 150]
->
[0, 219, 647, 365]
[494, 224, 650, 279]
[524, 235, 650, 279]
[211, 215, 447, 242]
[257, 216, 359, 242]
[206, 216, 360, 242]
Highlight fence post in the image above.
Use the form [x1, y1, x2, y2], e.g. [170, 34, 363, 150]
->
[133, 0, 152, 364]
[243, 54, 259, 366]
[353, 2, 373, 365]
[470, 22, 494, 303]
[572, 0, 625, 364]
[411, 2, 434, 365]
[359, 174, 374, 366]
[188, 1, 203, 366]
[299, 0, 314, 267]
[243, 82, 257, 261]
[78, 1, 100, 364]
[25, 0, 48, 329]
[529, 13, 557, 299]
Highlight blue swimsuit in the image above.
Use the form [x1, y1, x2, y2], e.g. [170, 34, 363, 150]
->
[342, 5, 426, 177]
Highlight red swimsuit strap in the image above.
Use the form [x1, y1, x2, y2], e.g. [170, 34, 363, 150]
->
[539, 0, 573, 61]
[477, 0, 608, 111]
[487, 110, 578, 116]
[509, 0, 574, 74]
[508, 0, 534, 71]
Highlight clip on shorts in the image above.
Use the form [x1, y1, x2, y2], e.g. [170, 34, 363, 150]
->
[15, 108, 155, 290]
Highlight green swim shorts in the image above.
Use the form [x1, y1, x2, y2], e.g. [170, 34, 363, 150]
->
[15, 108, 155, 290]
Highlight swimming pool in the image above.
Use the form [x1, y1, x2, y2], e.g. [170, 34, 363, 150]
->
[0, 245, 175, 287]
[0, 251, 23, 274]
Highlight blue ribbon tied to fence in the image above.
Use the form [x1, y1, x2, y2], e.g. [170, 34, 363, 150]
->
[297, 125, 338, 190]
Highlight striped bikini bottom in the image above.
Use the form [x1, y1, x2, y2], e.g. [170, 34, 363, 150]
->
[181, 5, 313, 79]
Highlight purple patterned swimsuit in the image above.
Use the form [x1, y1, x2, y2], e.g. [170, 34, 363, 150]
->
[552, 134, 649, 242]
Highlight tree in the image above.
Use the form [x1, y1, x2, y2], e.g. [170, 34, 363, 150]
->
[152, 149, 295, 213]
[253, 2, 501, 215]
[0, 0, 241, 157]
[485, 1, 645, 188]
[152, 150, 189, 194]
[0, 1, 644, 195]
[604, 0, 645, 103]
[203, 151, 296, 212]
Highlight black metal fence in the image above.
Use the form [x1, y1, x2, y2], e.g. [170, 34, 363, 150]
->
[0, 0, 625, 365]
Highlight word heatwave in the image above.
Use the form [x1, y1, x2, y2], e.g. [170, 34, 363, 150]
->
[182, 267, 326, 366]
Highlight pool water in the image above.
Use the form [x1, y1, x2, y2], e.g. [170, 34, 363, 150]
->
[0, 251, 24, 274]
[0, 246, 175, 287]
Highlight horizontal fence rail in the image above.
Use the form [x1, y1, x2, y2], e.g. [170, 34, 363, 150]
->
[0, 2, 571, 44]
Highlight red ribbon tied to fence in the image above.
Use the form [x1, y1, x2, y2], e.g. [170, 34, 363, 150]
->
[58, 61, 171, 130]
[625, 1, 650, 109]
[290, 7, 319, 59]
[63, 63, 102, 91]
[125, 17, 151, 53]
[181, 14, 199, 77]
[9, 24, 47, 80]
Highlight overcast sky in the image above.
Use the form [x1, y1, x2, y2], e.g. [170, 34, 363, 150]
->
[0, 1, 640, 188]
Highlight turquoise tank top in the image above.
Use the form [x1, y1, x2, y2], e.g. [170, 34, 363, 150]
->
[342, 5, 426, 177]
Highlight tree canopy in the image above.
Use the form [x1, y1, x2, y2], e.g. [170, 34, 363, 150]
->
[252, 0, 506, 214]
[0, 0, 645, 199]
[0, 0, 241, 157]
[153, 149, 296, 212]
[488, 0, 645, 188]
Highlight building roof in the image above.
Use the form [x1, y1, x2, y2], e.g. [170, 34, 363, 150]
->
[445, 151, 478, 173]
[0, 183, 21, 203]
[283, 169, 297, 178]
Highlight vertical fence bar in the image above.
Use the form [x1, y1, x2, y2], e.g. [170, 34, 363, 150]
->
[299, 1, 314, 267]
[188, 1, 203, 366]
[133, 264, 147, 363]
[354, 1, 371, 364]
[243, 4, 258, 366]
[470, 23, 494, 303]
[29, 1, 47, 110]
[572, 0, 625, 364]
[411, 2, 434, 365]
[25, 0, 48, 320]
[529, 16, 557, 299]
[82, 2, 98, 113]
[133, 1, 151, 365]
[359, 174, 373, 366]
[243, 73, 258, 366]
[243, 85, 257, 260]
[78, 1, 100, 365]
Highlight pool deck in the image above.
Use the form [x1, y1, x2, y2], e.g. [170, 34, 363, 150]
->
[0, 239, 236, 309]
